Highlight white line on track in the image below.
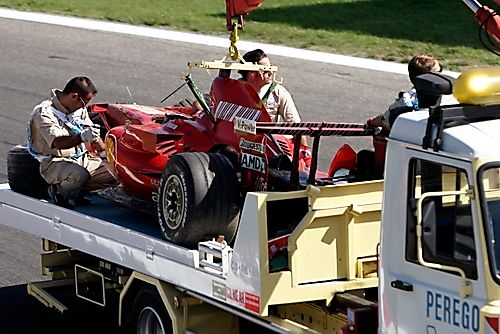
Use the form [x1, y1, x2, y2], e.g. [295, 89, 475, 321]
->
[0, 8, 459, 77]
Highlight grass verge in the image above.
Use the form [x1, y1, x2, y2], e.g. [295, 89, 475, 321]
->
[1, 0, 499, 71]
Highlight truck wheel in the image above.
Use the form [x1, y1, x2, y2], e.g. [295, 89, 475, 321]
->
[132, 287, 172, 334]
[7, 145, 49, 199]
[157, 152, 241, 248]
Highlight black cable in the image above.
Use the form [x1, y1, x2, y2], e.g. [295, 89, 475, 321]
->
[479, 9, 500, 56]
[160, 80, 187, 103]
[484, 13, 500, 55]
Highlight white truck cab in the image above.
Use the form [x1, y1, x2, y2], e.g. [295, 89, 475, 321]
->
[380, 70, 500, 333]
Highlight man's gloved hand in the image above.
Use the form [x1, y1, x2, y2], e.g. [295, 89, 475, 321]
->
[80, 125, 100, 143]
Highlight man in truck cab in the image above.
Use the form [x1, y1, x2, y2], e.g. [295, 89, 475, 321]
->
[366, 54, 443, 131]
[27, 76, 117, 209]
[356, 56, 457, 181]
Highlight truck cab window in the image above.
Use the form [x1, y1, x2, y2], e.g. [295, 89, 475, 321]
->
[406, 158, 477, 279]
[479, 165, 500, 282]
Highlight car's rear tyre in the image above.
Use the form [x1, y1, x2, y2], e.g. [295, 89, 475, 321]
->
[157, 152, 241, 248]
[7, 145, 49, 199]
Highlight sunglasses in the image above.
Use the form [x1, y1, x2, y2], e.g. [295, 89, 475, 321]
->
[77, 94, 91, 108]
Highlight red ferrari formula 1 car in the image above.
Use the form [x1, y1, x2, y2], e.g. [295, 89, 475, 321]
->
[81, 0, 379, 247]
[89, 58, 377, 248]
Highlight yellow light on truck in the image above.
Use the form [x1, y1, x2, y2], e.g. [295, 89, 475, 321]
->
[453, 66, 500, 105]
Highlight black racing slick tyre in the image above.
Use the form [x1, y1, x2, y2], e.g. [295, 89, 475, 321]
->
[157, 152, 241, 248]
[131, 287, 173, 334]
[7, 145, 49, 199]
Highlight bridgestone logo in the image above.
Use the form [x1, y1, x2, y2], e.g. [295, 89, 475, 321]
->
[239, 138, 265, 153]
[241, 152, 266, 173]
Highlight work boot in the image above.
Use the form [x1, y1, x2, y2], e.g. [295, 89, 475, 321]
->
[47, 184, 73, 209]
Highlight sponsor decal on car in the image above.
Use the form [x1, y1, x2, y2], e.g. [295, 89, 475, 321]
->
[165, 122, 177, 130]
[240, 152, 266, 173]
[126, 104, 165, 115]
[234, 117, 256, 135]
[215, 101, 261, 121]
[239, 138, 265, 153]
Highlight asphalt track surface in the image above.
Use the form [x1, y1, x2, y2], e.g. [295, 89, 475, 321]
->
[0, 15, 408, 333]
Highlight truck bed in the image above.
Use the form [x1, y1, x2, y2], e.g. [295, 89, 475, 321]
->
[0, 183, 202, 292]
[0, 180, 383, 318]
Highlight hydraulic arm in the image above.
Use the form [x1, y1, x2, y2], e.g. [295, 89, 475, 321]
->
[225, 0, 264, 30]
[463, 0, 500, 43]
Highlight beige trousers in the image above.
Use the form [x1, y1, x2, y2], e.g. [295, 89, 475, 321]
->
[41, 153, 117, 199]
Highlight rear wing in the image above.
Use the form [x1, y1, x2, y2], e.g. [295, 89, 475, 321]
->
[257, 122, 376, 185]
[256, 122, 375, 137]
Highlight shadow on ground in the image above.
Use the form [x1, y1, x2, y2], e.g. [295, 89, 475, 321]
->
[0, 284, 120, 334]
[220, 0, 493, 49]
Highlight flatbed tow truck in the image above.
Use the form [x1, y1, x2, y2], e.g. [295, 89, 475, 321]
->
[0, 175, 382, 333]
[3, 1, 500, 333]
